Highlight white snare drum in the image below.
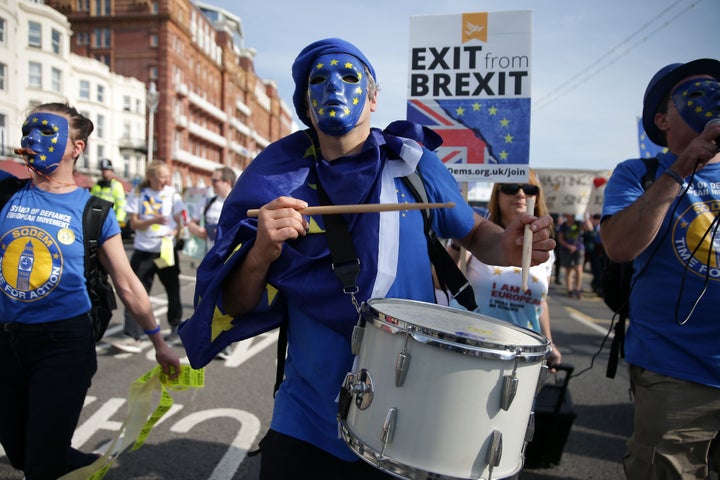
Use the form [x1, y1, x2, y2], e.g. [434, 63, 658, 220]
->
[339, 298, 549, 480]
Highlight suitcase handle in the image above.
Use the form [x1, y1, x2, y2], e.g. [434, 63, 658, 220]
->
[548, 363, 574, 413]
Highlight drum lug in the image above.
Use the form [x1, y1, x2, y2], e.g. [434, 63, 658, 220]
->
[351, 324, 364, 355]
[395, 352, 411, 387]
[486, 428, 503, 470]
[380, 407, 397, 450]
[350, 368, 374, 410]
[500, 374, 519, 411]
[525, 412, 535, 442]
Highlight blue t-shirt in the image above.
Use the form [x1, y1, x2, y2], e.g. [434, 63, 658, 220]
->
[602, 153, 720, 388]
[0, 173, 120, 324]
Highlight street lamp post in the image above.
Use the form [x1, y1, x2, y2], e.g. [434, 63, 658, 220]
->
[146, 81, 160, 165]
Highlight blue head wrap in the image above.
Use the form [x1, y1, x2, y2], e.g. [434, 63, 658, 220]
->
[292, 38, 376, 128]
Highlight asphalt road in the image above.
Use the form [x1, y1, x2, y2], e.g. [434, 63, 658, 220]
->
[1, 252, 635, 480]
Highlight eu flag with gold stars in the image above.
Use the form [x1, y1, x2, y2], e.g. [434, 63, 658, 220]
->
[638, 116, 667, 158]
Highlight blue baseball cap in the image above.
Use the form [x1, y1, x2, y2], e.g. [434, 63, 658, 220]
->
[642, 58, 720, 147]
[291, 38, 376, 128]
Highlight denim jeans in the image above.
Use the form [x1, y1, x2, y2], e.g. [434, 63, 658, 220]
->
[0, 314, 98, 479]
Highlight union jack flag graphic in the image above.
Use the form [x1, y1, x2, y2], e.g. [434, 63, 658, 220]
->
[407, 97, 531, 166]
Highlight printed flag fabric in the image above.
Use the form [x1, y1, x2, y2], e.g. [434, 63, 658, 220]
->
[638, 116, 667, 158]
[178, 122, 441, 367]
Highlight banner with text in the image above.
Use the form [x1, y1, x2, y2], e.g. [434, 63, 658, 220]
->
[535, 168, 612, 217]
[407, 10, 532, 183]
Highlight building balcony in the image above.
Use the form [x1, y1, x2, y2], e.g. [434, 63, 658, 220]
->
[172, 147, 223, 173]
[188, 121, 228, 148]
[188, 91, 227, 122]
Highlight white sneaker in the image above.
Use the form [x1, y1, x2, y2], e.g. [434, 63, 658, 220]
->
[110, 338, 142, 354]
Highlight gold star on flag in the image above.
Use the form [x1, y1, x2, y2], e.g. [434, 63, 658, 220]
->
[330, 59, 338, 65]
[488, 106, 498, 115]
[210, 306, 235, 341]
[455, 106, 465, 115]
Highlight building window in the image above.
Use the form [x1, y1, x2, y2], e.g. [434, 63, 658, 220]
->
[28, 21, 41, 48]
[149, 66, 158, 80]
[0, 112, 6, 156]
[123, 95, 131, 111]
[51, 29, 61, 54]
[77, 0, 89, 11]
[97, 85, 105, 103]
[96, 144, 104, 162]
[94, 29, 111, 48]
[51, 67, 62, 92]
[28, 62, 42, 88]
[123, 121, 131, 139]
[0, 18, 6, 44]
[150, 34, 158, 47]
[77, 32, 89, 46]
[0, 63, 6, 91]
[96, 114, 105, 138]
[79, 79, 90, 99]
[95, 0, 111, 15]
[94, 54, 110, 67]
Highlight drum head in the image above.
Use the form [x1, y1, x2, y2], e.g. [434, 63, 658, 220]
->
[362, 298, 549, 358]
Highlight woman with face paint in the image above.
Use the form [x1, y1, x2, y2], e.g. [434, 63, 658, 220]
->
[601, 59, 720, 479]
[179, 38, 556, 479]
[0, 103, 180, 480]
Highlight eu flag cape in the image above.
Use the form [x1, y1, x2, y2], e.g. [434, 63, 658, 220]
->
[179, 121, 446, 367]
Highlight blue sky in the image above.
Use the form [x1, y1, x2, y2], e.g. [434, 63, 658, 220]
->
[211, 0, 716, 172]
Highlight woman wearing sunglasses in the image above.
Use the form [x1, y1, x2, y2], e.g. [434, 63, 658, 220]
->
[447, 171, 562, 367]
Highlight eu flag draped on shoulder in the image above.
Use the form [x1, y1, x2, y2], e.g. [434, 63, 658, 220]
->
[178, 121, 447, 367]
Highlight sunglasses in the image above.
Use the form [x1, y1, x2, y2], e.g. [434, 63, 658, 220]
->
[499, 183, 539, 196]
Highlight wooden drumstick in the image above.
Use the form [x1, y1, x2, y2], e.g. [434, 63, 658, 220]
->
[246, 202, 455, 218]
[522, 197, 536, 291]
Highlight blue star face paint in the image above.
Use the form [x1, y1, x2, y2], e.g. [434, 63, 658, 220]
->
[307, 53, 368, 136]
[20, 112, 69, 175]
[671, 78, 720, 134]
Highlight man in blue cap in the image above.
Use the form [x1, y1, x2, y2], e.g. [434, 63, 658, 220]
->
[601, 59, 720, 479]
[179, 38, 555, 479]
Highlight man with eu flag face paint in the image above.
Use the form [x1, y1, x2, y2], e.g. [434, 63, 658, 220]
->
[601, 59, 720, 479]
[179, 38, 555, 479]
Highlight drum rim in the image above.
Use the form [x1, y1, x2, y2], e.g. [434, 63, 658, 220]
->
[339, 419, 524, 480]
[361, 298, 550, 360]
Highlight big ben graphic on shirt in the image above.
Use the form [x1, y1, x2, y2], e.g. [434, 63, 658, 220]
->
[0, 226, 64, 302]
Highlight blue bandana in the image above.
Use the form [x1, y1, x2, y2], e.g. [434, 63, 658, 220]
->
[292, 38, 376, 128]
[21, 112, 69, 175]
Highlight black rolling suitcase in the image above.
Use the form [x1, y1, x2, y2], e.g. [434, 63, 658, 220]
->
[524, 363, 577, 468]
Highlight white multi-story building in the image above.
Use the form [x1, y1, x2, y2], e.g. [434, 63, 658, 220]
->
[0, 0, 148, 184]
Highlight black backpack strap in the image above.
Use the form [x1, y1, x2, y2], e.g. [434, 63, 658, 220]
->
[402, 172, 478, 311]
[83, 196, 115, 305]
[203, 196, 218, 218]
[272, 176, 361, 397]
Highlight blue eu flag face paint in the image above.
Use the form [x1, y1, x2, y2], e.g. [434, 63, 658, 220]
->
[20, 112, 69, 175]
[307, 53, 368, 136]
[671, 78, 720, 134]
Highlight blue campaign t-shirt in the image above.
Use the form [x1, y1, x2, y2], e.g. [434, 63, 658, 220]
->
[0, 173, 120, 325]
[602, 154, 720, 388]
